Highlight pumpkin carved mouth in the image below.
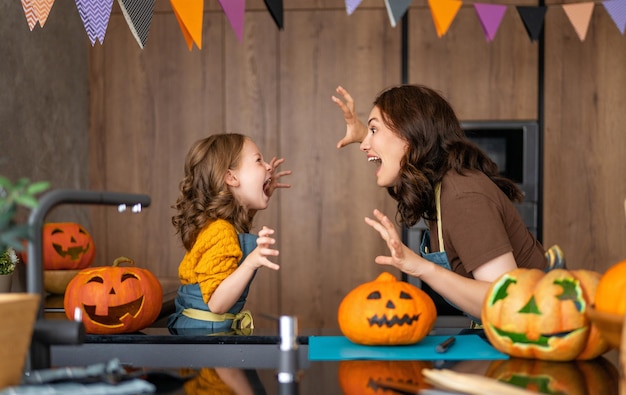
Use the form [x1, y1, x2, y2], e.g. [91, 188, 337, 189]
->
[82, 295, 144, 327]
[368, 313, 421, 327]
[490, 325, 584, 347]
[52, 243, 91, 260]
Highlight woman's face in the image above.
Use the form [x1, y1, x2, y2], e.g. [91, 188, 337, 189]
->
[360, 106, 408, 187]
[227, 138, 273, 211]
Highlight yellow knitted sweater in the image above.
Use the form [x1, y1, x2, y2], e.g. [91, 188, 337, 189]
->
[178, 219, 242, 304]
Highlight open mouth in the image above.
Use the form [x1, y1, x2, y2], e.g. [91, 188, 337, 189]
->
[263, 177, 272, 195]
[368, 156, 382, 165]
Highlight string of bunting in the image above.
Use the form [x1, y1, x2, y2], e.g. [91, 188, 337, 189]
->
[20, 0, 626, 49]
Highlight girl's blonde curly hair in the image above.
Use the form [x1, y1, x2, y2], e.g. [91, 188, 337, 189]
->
[172, 133, 255, 251]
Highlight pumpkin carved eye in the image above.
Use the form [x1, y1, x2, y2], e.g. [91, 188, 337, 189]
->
[367, 291, 381, 300]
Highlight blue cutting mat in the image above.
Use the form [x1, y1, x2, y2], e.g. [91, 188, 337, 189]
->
[308, 335, 508, 361]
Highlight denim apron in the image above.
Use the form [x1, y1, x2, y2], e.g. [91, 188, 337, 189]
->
[167, 233, 258, 334]
[418, 183, 483, 323]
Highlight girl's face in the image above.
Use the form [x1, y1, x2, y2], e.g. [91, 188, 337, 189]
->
[360, 106, 408, 187]
[227, 139, 273, 211]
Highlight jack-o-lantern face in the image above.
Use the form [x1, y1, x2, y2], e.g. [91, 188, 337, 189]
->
[42, 222, 96, 270]
[338, 272, 437, 345]
[486, 357, 619, 395]
[482, 268, 609, 361]
[64, 257, 162, 334]
[338, 360, 433, 395]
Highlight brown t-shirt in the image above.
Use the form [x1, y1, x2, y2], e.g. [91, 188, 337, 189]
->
[428, 170, 546, 278]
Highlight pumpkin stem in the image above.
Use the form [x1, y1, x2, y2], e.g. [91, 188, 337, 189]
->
[113, 256, 135, 267]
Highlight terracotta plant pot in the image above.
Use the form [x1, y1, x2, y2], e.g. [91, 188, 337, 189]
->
[0, 293, 40, 389]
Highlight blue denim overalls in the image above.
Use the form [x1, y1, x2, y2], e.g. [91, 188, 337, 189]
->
[167, 233, 257, 334]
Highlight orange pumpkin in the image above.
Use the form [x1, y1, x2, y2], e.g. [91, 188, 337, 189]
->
[486, 357, 619, 395]
[63, 256, 163, 334]
[482, 268, 609, 361]
[337, 272, 437, 345]
[594, 259, 626, 315]
[338, 360, 433, 394]
[41, 222, 96, 270]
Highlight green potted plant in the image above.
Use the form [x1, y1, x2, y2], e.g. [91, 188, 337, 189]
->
[0, 176, 50, 291]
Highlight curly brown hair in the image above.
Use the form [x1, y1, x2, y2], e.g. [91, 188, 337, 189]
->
[373, 85, 524, 227]
[172, 133, 255, 251]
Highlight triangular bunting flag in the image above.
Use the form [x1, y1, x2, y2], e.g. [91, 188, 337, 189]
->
[562, 3, 594, 41]
[264, 0, 283, 29]
[385, 0, 412, 28]
[170, 0, 203, 50]
[118, 0, 154, 49]
[345, 0, 363, 16]
[428, 0, 462, 37]
[75, 0, 114, 46]
[34, 0, 55, 28]
[603, 0, 626, 34]
[218, 0, 245, 42]
[517, 6, 547, 42]
[474, 3, 507, 42]
[21, 0, 38, 31]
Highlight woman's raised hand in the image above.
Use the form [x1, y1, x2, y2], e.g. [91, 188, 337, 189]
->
[331, 86, 368, 148]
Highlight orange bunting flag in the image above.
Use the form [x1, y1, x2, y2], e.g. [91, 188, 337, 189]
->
[170, 0, 203, 50]
[562, 3, 594, 41]
[21, 0, 56, 30]
[428, 0, 462, 37]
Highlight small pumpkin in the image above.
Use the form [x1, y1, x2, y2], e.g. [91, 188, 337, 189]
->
[338, 360, 433, 394]
[486, 356, 619, 395]
[482, 268, 609, 361]
[63, 256, 163, 334]
[594, 259, 626, 315]
[41, 222, 96, 270]
[337, 272, 437, 345]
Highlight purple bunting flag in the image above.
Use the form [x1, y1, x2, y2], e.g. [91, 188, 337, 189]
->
[345, 0, 363, 16]
[75, 0, 114, 46]
[218, 0, 245, 42]
[474, 3, 507, 42]
[603, 0, 626, 34]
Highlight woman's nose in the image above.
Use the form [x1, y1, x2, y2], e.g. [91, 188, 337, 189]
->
[360, 133, 371, 152]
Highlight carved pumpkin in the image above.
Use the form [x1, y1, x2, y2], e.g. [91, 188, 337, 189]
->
[63, 256, 163, 334]
[482, 268, 609, 361]
[337, 272, 437, 345]
[42, 222, 96, 270]
[594, 259, 626, 315]
[486, 357, 619, 395]
[338, 360, 433, 394]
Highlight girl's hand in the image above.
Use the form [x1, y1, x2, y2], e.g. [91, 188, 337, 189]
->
[266, 157, 292, 197]
[364, 209, 419, 275]
[244, 226, 280, 270]
[331, 85, 368, 149]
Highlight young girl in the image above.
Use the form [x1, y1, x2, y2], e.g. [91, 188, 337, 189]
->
[167, 133, 291, 333]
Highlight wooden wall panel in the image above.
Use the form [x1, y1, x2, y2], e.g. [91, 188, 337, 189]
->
[543, 7, 626, 271]
[89, 10, 226, 276]
[277, 7, 402, 329]
[407, 5, 538, 120]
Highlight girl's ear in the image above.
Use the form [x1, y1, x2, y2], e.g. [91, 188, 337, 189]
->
[225, 170, 239, 187]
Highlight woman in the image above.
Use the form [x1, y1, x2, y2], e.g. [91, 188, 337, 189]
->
[331, 85, 547, 319]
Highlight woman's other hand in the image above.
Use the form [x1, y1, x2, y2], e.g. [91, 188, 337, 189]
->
[364, 209, 422, 276]
[331, 86, 368, 148]
[266, 157, 292, 197]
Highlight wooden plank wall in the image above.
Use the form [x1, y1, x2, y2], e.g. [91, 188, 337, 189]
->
[88, 0, 626, 330]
